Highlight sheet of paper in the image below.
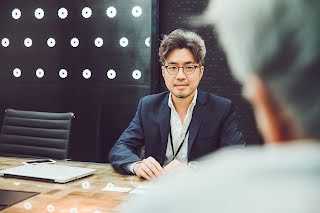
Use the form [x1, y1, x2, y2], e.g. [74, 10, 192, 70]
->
[102, 183, 132, 193]
[129, 189, 145, 194]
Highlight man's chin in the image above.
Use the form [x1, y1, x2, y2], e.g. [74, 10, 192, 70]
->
[173, 92, 191, 99]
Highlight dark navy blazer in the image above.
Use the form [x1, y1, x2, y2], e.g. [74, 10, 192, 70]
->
[109, 90, 245, 174]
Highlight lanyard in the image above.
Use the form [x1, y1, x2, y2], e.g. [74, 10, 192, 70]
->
[169, 125, 190, 160]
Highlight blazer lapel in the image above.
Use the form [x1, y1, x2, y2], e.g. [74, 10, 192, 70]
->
[158, 93, 170, 165]
[188, 91, 208, 156]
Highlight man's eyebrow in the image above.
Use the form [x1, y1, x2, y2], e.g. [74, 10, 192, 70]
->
[166, 61, 196, 65]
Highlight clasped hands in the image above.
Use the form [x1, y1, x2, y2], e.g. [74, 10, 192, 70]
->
[133, 156, 189, 180]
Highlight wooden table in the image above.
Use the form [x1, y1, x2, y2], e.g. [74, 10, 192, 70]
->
[0, 157, 145, 213]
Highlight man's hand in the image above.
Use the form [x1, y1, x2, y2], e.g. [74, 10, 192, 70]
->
[133, 156, 163, 180]
[163, 159, 190, 175]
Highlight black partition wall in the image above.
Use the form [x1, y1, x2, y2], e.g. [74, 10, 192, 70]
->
[0, 0, 159, 162]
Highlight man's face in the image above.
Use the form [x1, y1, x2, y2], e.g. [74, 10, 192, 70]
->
[161, 48, 204, 100]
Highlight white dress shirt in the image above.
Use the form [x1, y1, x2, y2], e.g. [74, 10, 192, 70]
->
[163, 90, 197, 166]
[125, 90, 198, 173]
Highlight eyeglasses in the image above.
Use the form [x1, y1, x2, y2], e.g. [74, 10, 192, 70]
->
[164, 65, 200, 75]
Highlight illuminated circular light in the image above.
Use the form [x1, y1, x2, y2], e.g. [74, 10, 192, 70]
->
[132, 6, 142, 17]
[132, 70, 142, 80]
[47, 38, 56, 47]
[36, 68, 45, 78]
[58, 8, 68, 19]
[24, 38, 32, 47]
[70, 38, 79, 47]
[145, 37, 150, 47]
[82, 7, 92, 18]
[47, 204, 55, 213]
[1, 38, 10, 47]
[12, 8, 21, 19]
[94, 37, 103, 47]
[59, 69, 68, 79]
[82, 69, 91, 79]
[106, 69, 116, 79]
[119, 37, 128, 47]
[69, 208, 78, 213]
[82, 181, 91, 189]
[35, 8, 44, 19]
[24, 202, 32, 210]
[13, 68, 22, 78]
[106, 6, 117, 18]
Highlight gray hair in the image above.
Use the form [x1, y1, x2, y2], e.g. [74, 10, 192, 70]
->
[159, 29, 206, 65]
[203, 0, 320, 139]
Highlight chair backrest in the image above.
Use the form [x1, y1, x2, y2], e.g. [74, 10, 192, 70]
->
[0, 109, 75, 160]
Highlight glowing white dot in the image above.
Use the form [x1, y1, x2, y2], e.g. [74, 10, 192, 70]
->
[12, 8, 21, 19]
[35, 8, 44, 19]
[132, 70, 142, 80]
[58, 8, 68, 19]
[106, 69, 116, 79]
[47, 204, 55, 213]
[82, 69, 91, 79]
[132, 6, 142, 17]
[24, 202, 32, 210]
[106, 7, 117, 18]
[70, 208, 78, 213]
[1, 38, 10, 47]
[13, 182, 21, 186]
[36, 68, 45, 78]
[145, 37, 150, 47]
[47, 38, 56, 47]
[94, 37, 103, 47]
[70, 38, 79, 47]
[24, 38, 32, 47]
[82, 181, 91, 189]
[119, 37, 128, 47]
[82, 7, 92, 18]
[59, 69, 68, 79]
[13, 68, 22, 78]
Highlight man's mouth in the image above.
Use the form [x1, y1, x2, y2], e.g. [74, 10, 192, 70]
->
[174, 84, 188, 89]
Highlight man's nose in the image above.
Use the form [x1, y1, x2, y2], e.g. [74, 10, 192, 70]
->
[176, 67, 186, 78]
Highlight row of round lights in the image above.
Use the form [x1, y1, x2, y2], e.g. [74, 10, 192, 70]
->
[1, 37, 150, 48]
[11, 6, 143, 20]
[11, 68, 142, 80]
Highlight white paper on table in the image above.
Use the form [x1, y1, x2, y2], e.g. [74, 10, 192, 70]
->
[135, 184, 158, 190]
[129, 189, 146, 194]
[102, 182, 132, 192]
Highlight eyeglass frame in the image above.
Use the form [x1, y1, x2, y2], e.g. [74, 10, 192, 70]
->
[163, 64, 201, 75]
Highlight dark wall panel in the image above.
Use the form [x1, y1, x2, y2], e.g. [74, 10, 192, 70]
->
[0, 0, 156, 162]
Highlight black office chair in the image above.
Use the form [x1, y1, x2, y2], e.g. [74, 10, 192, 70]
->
[0, 109, 75, 160]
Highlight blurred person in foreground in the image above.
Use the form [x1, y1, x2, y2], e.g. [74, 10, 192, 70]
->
[120, 0, 320, 212]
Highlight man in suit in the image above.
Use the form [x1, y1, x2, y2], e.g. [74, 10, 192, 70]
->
[120, 0, 320, 212]
[109, 29, 244, 180]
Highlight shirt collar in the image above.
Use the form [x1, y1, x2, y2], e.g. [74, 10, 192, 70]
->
[168, 89, 198, 111]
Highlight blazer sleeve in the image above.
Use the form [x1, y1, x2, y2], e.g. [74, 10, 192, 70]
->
[108, 98, 145, 174]
[219, 103, 246, 148]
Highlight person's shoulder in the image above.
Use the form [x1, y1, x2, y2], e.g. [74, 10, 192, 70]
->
[141, 91, 169, 105]
[200, 141, 320, 173]
[199, 90, 232, 107]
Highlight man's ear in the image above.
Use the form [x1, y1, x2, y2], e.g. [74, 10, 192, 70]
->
[247, 76, 299, 144]
[200, 66, 204, 78]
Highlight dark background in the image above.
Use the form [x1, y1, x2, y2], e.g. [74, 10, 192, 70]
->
[0, 0, 261, 163]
